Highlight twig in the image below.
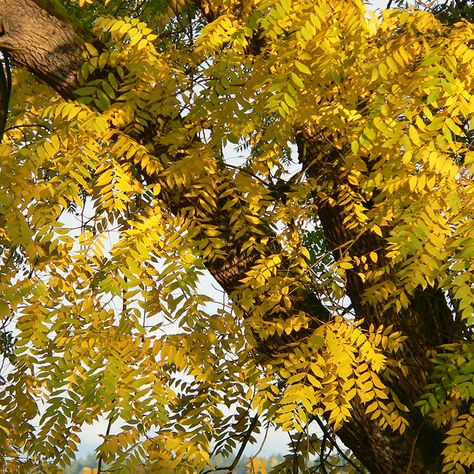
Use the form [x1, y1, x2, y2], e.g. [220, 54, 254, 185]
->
[4, 123, 52, 133]
[313, 417, 365, 473]
[201, 413, 259, 474]
[0, 51, 11, 142]
[97, 413, 115, 473]
[406, 420, 424, 473]
[319, 426, 329, 474]
[247, 420, 270, 465]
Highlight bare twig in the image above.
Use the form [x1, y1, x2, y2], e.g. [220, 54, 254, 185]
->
[97, 413, 115, 473]
[201, 413, 259, 474]
[0, 51, 11, 142]
[313, 417, 365, 473]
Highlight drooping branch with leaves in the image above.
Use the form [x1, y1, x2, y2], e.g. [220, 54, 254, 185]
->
[0, 0, 472, 472]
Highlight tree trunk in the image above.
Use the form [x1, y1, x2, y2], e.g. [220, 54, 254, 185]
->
[297, 130, 455, 473]
[0, 1, 458, 472]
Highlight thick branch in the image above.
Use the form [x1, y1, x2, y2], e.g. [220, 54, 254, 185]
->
[0, 0, 84, 98]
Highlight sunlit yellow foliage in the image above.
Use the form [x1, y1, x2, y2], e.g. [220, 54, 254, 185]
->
[0, 0, 472, 472]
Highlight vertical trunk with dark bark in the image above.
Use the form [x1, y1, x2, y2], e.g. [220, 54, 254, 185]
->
[298, 131, 456, 473]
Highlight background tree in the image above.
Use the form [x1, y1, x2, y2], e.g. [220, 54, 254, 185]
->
[0, 0, 472, 472]
[64, 453, 98, 474]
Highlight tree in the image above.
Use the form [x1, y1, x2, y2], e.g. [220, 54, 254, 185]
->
[64, 453, 98, 474]
[0, 0, 472, 472]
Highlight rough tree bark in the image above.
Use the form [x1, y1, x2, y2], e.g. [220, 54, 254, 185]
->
[297, 132, 455, 472]
[0, 1, 460, 472]
[0, 0, 83, 96]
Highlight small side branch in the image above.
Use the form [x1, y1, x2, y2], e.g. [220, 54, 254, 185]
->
[0, 50, 11, 142]
[97, 413, 115, 474]
[201, 413, 259, 474]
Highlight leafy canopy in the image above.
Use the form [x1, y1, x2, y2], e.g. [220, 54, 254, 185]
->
[0, 0, 473, 472]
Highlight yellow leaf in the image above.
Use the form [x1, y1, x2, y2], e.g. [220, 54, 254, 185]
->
[295, 60, 311, 75]
[84, 42, 99, 57]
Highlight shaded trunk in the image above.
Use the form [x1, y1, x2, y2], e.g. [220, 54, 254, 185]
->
[298, 131, 456, 473]
[317, 199, 447, 473]
[0, 1, 458, 472]
[337, 402, 443, 474]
